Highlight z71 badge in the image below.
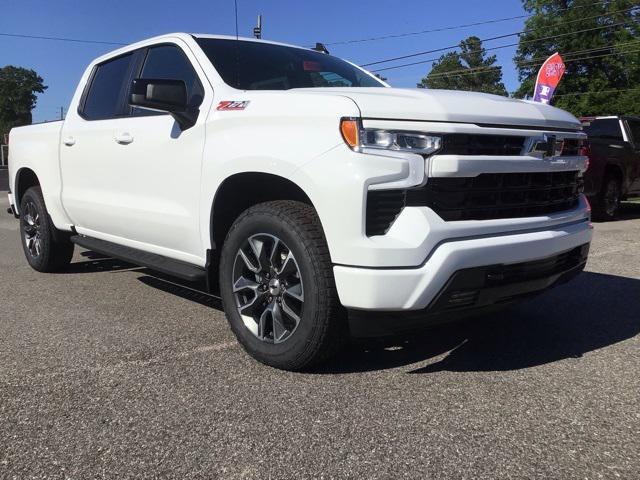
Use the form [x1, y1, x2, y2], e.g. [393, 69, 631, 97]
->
[217, 100, 250, 111]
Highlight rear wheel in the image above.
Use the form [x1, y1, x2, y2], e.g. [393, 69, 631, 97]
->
[592, 174, 621, 221]
[219, 200, 346, 370]
[19, 186, 74, 272]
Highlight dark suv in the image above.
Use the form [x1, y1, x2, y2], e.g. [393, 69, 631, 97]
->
[581, 116, 640, 220]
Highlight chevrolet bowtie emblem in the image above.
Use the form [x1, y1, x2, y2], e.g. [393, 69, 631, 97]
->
[523, 134, 565, 159]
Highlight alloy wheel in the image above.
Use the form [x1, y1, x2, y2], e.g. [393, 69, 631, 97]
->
[22, 201, 43, 258]
[604, 180, 620, 217]
[232, 233, 304, 344]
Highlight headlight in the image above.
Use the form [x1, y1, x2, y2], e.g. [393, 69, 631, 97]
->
[340, 118, 442, 155]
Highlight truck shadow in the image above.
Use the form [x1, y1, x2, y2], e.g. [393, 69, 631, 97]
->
[66, 250, 639, 375]
[317, 271, 640, 374]
[617, 201, 640, 221]
[60, 251, 142, 274]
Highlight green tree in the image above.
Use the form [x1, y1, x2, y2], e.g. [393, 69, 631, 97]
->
[0, 66, 47, 138]
[514, 0, 640, 116]
[418, 36, 508, 96]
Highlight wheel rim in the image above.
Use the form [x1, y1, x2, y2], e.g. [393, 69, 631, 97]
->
[232, 233, 304, 344]
[22, 200, 43, 259]
[604, 180, 620, 216]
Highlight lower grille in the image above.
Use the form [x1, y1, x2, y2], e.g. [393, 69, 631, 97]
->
[429, 243, 590, 313]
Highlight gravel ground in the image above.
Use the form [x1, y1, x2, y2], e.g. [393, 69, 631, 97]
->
[0, 193, 639, 479]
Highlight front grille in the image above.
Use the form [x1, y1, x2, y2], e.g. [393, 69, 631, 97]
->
[436, 133, 583, 157]
[440, 134, 526, 156]
[366, 171, 582, 234]
[562, 138, 580, 156]
[406, 170, 581, 221]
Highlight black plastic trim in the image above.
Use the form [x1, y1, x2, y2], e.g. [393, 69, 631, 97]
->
[70, 235, 206, 282]
[348, 244, 588, 338]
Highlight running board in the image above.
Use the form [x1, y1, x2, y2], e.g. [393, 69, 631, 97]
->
[70, 235, 206, 282]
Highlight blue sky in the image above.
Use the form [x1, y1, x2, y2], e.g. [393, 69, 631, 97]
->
[1, 0, 527, 123]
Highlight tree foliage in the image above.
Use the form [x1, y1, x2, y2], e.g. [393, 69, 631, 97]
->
[514, 0, 640, 116]
[418, 36, 508, 96]
[0, 66, 47, 138]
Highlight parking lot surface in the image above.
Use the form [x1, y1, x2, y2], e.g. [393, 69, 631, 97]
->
[1, 192, 639, 479]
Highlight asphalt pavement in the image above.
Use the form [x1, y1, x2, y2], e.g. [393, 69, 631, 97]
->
[1, 192, 639, 479]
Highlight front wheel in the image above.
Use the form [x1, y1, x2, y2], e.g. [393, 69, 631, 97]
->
[219, 201, 346, 371]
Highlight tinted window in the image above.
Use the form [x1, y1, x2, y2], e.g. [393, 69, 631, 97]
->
[195, 38, 384, 90]
[626, 120, 640, 146]
[133, 45, 204, 115]
[83, 53, 133, 120]
[583, 118, 623, 141]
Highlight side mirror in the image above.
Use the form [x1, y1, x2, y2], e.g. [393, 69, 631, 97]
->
[129, 78, 199, 130]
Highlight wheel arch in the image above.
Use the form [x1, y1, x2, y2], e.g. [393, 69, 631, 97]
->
[604, 163, 624, 181]
[207, 172, 317, 293]
[14, 167, 41, 209]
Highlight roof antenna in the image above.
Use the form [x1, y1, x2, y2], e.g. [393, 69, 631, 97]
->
[312, 42, 329, 54]
[234, 0, 240, 87]
[234, 0, 239, 40]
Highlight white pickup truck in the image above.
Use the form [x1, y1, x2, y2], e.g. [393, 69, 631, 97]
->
[7, 33, 592, 370]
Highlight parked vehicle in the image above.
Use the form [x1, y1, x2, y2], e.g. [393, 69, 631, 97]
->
[6, 34, 592, 370]
[581, 116, 640, 220]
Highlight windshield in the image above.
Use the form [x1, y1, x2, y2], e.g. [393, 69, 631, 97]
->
[195, 38, 385, 90]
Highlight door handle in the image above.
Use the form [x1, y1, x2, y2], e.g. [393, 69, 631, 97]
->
[63, 136, 75, 146]
[115, 132, 134, 145]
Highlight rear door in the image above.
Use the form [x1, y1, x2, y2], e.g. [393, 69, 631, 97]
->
[60, 51, 139, 232]
[60, 41, 210, 265]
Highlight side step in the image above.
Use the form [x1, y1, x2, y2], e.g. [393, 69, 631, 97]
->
[70, 235, 207, 282]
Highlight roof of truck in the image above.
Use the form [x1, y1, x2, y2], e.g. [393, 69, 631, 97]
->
[192, 34, 313, 51]
[90, 33, 321, 67]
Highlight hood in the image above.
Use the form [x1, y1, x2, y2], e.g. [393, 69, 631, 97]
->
[294, 87, 581, 130]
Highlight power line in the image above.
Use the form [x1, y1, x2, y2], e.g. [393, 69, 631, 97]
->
[0, 32, 126, 46]
[361, 7, 637, 67]
[553, 87, 640, 97]
[418, 48, 640, 81]
[369, 18, 638, 72]
[325, 13, 530, 46]
[322, 0, 614, 46]
[419, 40, 640, 80]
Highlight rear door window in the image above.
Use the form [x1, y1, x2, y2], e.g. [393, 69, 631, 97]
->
[583, 118, 623, 141]
[82, 53, 134, 120]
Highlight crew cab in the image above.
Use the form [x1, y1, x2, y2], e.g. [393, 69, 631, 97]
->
[581, 116, 640, 220]
[6, 34, 592, 370]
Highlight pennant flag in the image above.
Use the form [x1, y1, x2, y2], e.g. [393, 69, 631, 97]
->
[533, 52, 566, 104]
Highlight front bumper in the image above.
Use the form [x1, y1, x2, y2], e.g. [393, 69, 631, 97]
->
[333, 218, 592, 311]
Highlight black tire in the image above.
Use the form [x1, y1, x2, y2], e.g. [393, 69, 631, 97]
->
[219, 200, 347, 371]
[19, 186, 74, 272]
[591, 174, 621, 222]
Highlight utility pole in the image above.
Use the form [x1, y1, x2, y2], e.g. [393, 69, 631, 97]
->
[59, 106, 64, 120]
[253, 14, 262, 39]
